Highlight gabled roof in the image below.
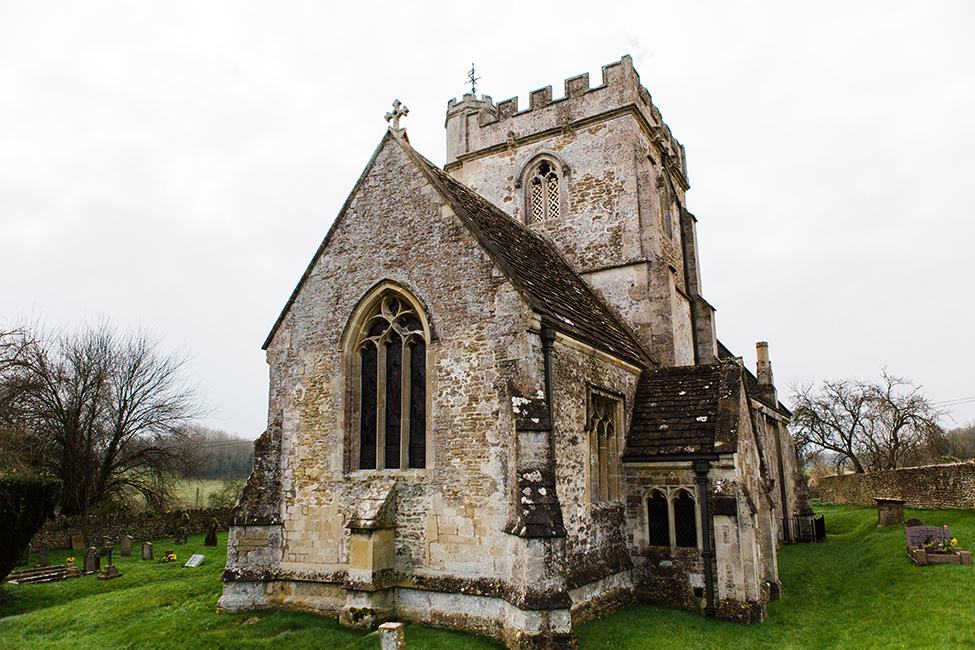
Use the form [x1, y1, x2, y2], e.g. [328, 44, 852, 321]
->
[623, 360, 742, 459]
[264, 129, 651, 368]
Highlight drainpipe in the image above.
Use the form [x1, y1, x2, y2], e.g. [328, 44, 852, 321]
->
[541, 325, 557, 463]
[694, 459, 716, 617]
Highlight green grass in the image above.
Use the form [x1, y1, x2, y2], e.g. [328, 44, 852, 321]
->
[2, 503, 973, 649]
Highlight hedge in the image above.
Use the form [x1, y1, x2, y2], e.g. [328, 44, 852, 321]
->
[0, 475, 62, 582]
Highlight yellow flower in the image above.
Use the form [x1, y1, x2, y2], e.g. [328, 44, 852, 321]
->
[951, 538, 958, 546]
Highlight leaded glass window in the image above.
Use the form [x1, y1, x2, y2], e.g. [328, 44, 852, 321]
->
[647, 491, 669, 546]
[528, 160, 560, 223]
[356, 293, 427, 470]
[673, 490, 697, 548]
[589, 392, 621, 503]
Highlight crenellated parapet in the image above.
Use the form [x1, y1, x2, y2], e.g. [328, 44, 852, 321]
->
[445, 55, 688, 186]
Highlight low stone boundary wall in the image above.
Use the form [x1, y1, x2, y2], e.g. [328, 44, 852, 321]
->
[31, 507, 233, 550]
[819, 461, 975, 509]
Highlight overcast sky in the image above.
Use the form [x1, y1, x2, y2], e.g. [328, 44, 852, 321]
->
[2, 1, 973, 438]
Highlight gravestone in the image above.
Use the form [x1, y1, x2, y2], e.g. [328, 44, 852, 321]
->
[183, 554, 205, 568]
[84, 547, 100, 574]
[905, 517, 924, 527]
[175, 528, 188, 545]
[105, 546, 113, 567]
[120, 535, 134, 557]
[204, 519, 218, 547]
[71, 534, 85, 550]
[142, 542, 154, 561]
[906, 525, 951, 548]
[38, 543, 49, 567]
[379, 621, 405, 650]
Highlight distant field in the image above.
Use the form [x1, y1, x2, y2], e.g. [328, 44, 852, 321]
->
[173, 479, 226, 509]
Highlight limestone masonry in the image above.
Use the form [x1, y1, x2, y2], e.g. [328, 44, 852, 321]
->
[218, 56, 809, 649]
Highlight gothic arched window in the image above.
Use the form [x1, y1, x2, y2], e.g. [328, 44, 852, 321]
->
[645, 487, 699, 548]
[527, 160, 560, 224]
[673, 490, 698, 548]
[354, 292, 427, 470]
[589, 391, 621, 503]
[647, 490, 669, 546]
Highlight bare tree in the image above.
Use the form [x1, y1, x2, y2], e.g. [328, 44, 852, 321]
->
[790, 370, 946, 473]
[0, 320, 206, 514]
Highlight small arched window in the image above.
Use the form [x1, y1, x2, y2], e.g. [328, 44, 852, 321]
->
[645, 487, 699, 549]
[673, 490, 698, 548]
[355, 292, 427, 470]
[527, 160, 560, 223]
[647, 490, 669, 546]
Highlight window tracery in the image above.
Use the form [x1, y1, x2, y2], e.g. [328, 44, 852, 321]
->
[355, 292, 427, 470]
[645, 487, 700, 548]
[589, 391, 621, 503]
[528, 160, 560, 223]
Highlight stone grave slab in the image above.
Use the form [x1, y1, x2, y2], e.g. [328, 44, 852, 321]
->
[183, 554, 205, 568]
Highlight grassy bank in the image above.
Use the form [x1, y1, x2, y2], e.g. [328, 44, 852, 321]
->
[2, 503, 973, 649]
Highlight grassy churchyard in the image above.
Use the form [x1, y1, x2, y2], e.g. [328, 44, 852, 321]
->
[1, 503, 973, 649]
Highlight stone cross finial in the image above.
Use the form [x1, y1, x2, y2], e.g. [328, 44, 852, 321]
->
[385, 100, 409, 130]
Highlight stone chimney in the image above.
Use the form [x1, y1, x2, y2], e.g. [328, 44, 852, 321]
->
[755, 342, 778, 404]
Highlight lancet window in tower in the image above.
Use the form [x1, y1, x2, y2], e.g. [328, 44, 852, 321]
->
[528, 160, 560, 223]
[356, 292, 427, 470]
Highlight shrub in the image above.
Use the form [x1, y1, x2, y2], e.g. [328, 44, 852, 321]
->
[0, 475, 62, 581]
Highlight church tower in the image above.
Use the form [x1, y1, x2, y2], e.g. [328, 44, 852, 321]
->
[444, 56, 717, 367]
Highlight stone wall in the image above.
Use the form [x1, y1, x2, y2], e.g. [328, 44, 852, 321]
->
[32, 507, 232, 549]
[819, 462, 975, 509]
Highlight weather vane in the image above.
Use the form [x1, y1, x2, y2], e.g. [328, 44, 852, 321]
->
[385, 99, 409, 130]
[467, 63, 481, 95]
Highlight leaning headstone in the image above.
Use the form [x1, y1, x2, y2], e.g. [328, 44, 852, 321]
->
[204, 519, 218, 547]
[71, 534, 85, 551]
[120, 535, 134, 557]
[183, 554, 205, 568]
[142, 542, 154, 561]
[38, 543, 50, 567]
[379, 621, 405, 650]
[84, 547, 100, 574]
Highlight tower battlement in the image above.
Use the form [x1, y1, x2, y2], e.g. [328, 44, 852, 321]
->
[445, 56, 687, 184]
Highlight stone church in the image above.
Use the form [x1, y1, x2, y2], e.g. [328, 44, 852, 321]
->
[218, 56, 809, 649]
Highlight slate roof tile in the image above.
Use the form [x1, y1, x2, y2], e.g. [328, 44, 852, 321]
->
[624, 364, 725, 457]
